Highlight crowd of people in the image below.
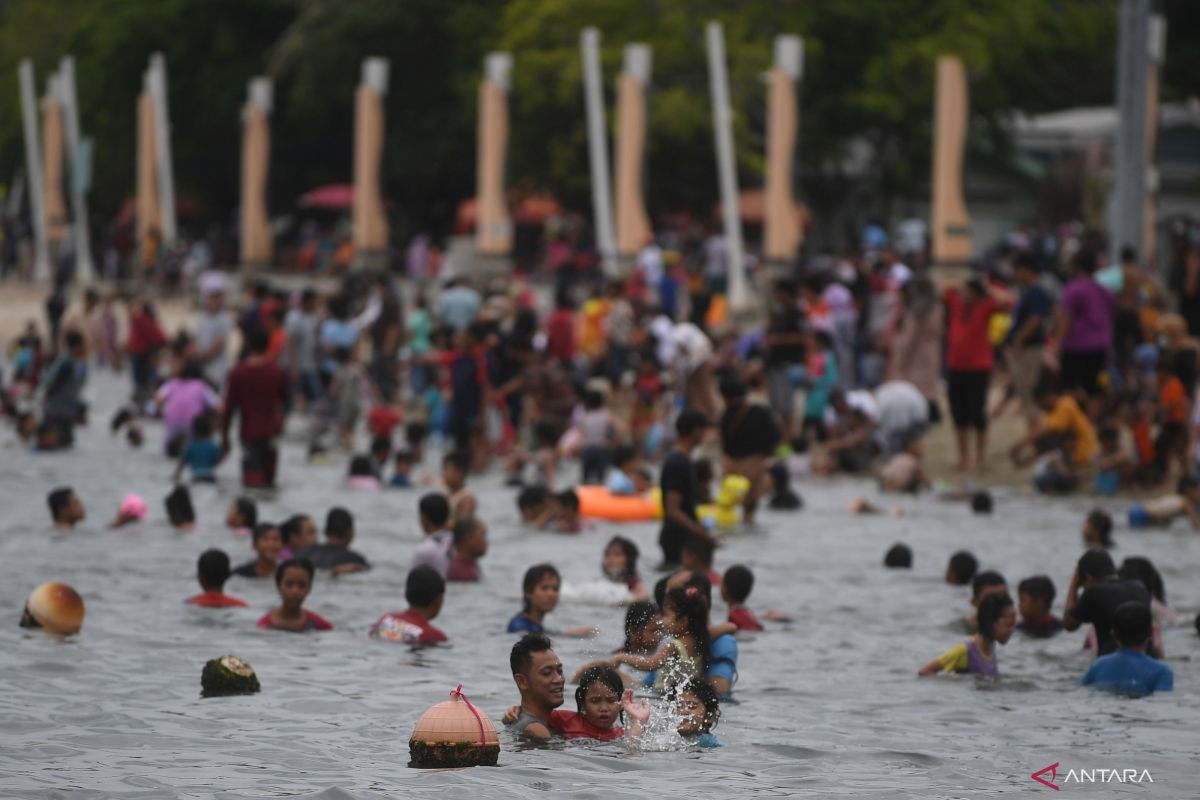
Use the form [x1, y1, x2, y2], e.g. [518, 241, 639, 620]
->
[17, 227, 1200, 750]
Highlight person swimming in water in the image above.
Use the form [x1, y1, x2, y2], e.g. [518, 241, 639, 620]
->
[257, 558, 332, 633]
[919, 592, 1015, 677]
[547, 665, 645, 740]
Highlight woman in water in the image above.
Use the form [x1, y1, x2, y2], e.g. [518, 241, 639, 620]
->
[601, 536, 648, 600]
[257, 558, 332, 633]
[919, 592, 1014, 676]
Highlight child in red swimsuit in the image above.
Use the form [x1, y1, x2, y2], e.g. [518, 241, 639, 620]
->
[548, 665, 647, 740]
[257, 558, 332, 632]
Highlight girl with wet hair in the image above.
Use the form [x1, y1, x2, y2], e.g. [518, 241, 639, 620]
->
[547, 665, 643, 740]
[614, 586, 710, 696]
[919, 592, 1015, 677]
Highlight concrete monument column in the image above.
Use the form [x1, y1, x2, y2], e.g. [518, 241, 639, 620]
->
[764, 35, 803, 264]
[931, 56, 972, 267]
[58, 57, 95, 282]
[41, 73, 70, 252]
[146, 54, 177, 250]
[353, 57, 389, 262]
[136, 78, 162, 270]
[706, 21, 749, 314]
[19, 60, 50, 280]
[240, 77, 273, 268]
[475, 53, 513, 257]
[1142, 14, 1165, 266]
[581, 27, 618, 276]
[615, 43, 651, 260]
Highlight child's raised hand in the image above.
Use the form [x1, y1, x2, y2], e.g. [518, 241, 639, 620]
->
[501, 705, 522, 726]
[621, 689, 650, 724]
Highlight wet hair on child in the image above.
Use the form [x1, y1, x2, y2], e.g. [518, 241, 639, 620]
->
[574, 665, 626, 719]
[1112, 601, 1153, 649]
[47, 487, 74, 520]
[768, 462, 803, 510]
[325, 507, 354, 540]
[970, 491, 993, 514]
[252, 522, 279, 544]
[522, 563, 561, 612]
[605, 536, 639, 581]
[1086, 508, 1114, 548]
[677, 679, 721, 733]
[197, 549, 231, 590]
[971, 570, 1006, 599]
[348, 455, 376, 478]
[884, 543, 913, 569]
[517, 486, 549, 514]
[274, 557, 314, 585]
[164, 485, 195, 526]
[1118, 556, 1165, 604]
[279, 514, 307, 546]
[419, 493, 451, 528]
[1017, 575, 1055, 606]
[554, 489, 579, 513]
[233, 496, 257, 528]
[406, 565, 446, 607]
[612, 444, 637, 470]
[443, 450, 470, 474]
[946, 551, 978, 585]
[1077, 549, 1116, 581]
[621, 601, 659, 653]
[664, 586, 712, 671]
[510, 632, 554, 675]
[681, 537, 714, 568]
[722, 565, 755, 604]
[976, 592, 1014, 639]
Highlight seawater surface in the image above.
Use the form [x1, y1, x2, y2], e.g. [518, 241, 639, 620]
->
[2, 371, 1198, 799]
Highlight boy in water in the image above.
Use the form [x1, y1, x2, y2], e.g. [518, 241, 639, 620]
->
[1128, 475, 1200, 530]
[517, 486, 552, 527]
[945, 551, 978, 586]
[187, 549, 248, 607]
[1016, 575, 1062, 637]
[964, 570, 1007, 632]
[447, 516, 488, 582]
[606, 444, 652, 496]
[47, 486, 85, 530]
[232, 523, 282, 578]
[369, 566, 448, 645]
[442, 450, 477, 523]
[412, 493, 452, 576]
[722, 564, 788, 631]
[1081, 602, 1173, 696]
[1083, 509, 1114, 548]
[299, 507, 370, 575]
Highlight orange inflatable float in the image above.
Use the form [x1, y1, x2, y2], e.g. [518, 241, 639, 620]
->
[576, 486, 662, 522]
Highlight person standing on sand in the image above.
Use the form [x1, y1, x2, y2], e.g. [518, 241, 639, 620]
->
[222, 330, 289, 488]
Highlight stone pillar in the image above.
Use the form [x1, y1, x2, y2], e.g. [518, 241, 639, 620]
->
[475, 53, 513, 257]
[19, 60, 50, 280]
[615, 43, 651, 261]
[581, 27, 618, 276]
[58, 57, 95, 282]
[931, 56, 972, 269]
[353, 57, 389, 266]
[41, 75, 70, 252]
[136, 81, 162, 271]
[764, 35, 803, 265]
[240, 77, 273, 268]
[706, 21, 750, 317]
[146, 53, 177, 250]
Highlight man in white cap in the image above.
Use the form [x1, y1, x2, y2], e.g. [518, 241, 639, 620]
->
[194, 272, 234, 389]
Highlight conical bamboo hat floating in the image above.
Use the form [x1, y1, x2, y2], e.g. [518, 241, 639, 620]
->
[19, 582, 84, 635]
[409, 684, 500, 768]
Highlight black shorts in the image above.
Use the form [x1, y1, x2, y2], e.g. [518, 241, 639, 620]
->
[947, 369, 990, 431]
[1059, 349, 1107, 396]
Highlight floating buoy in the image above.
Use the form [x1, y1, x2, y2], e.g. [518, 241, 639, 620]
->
[201, 655, 261, 697]
[19, 582, 84, 635]
[409, 685, 499, 768]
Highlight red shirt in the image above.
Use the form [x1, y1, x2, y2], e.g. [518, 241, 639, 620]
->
[369, 609, 447, 645]
[127, 312, 167, 356]
[1159, 375, 1188, 425]
[367, 405, 403, 438]
[944, 291, 998, 371]
[548, 710, 624, 741]
[223, 358, 289, 441]
[447, 555, 481, 582]
[257, 610, 332, 631]
[546, 310, 577, 362]
[187, 591, 248, 608]
[728, 605, 763, 632]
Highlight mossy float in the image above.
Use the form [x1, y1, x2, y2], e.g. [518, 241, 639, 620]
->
[201, 655, 261, 697]
[19, 582, 84, 635]
[409, 685, 499, 768]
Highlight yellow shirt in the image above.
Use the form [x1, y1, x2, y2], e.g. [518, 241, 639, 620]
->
[1043, 395, 1097, 466]
[937, 643, 970, 673]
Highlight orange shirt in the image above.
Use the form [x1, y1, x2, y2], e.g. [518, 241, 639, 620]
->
[1159, 375, 1188, 425]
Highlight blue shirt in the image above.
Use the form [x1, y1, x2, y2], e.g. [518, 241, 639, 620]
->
[1081, 648, 1173, 697]
[184, 439, 221, 479]
[1007, 284, 1053, 347]
[606, 470, 636, 495]
[507, 613, 544, 634]
[694, 733, 721, 748]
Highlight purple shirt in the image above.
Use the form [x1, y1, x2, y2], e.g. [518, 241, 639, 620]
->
[1060, 278, 1115, 353]
[965, 639, 998, 677]
[159, 378, 221, 429]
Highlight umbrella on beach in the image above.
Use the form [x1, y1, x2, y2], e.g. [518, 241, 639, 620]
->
[299, 183, 355, 210]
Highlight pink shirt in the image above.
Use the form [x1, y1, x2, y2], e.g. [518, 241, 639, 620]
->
[159, 378, 220, 429]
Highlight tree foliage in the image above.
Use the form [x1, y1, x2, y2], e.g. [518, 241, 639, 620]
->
[0, 0, 1188, 245]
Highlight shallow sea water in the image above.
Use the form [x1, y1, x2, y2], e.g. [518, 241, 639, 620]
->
[2, 370, 1198, 799]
